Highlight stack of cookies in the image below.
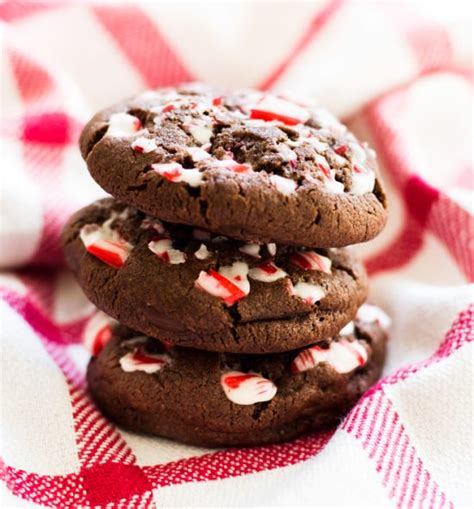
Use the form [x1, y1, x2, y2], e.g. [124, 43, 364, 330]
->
[63, 85, 390, 447]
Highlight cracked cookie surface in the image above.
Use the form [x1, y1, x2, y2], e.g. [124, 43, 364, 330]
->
[80, 84, 387, 248]
[62, 199, 369, 353]
[87, 313, 387, 447]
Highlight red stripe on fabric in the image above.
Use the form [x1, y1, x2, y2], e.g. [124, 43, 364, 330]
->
[361, 392, 385, 448]
[8, 48, 54, 103]
[382, 424, 404, 486]
[92, 5, 194, 87]
[367, 400, 391, 457]
[404, 175, 440, 225]
[0, 2, 56, 22]
[383, 2, 453, 73]
[258, 0, 343, 91]
[397, 445, 416, 508]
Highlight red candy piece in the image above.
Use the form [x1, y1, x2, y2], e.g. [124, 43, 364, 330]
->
[86, 241, 128, 269]
[212, 96, 223, 106]
[334, 145, 348, 156]
[258, 261, 278, 275]
[223, 373, 256, 389]
[91, 324, 112, 356]
[162, 104, 175, 113]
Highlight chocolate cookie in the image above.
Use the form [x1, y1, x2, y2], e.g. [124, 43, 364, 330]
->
[79, 84, 387, 248]
[87, 304, 388, 447]
[62, 199, 368, 353]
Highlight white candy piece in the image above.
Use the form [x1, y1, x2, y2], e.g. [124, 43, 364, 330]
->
[270, 175, 297, 196]
[141, 218, 166, 235]
[267, 243, 277, 256]
[107, 112, 141, 137]
[351, 167, 375, 195]
[291, 339, 367, 374]
[291, 281, 325, 305]
[339, 321, 355, 336]
[248, 262, 287, 283]
[131, 137, 157, 153]
[357, 304, 391, 330]
[220, 371, 277, 405]
[83, 311, 116, 355]
[239, 243, 261, 258]
[187, 146, 211, 162]
[148, 239, 186, 264]
[194, 243, 211, 260]
[278, 143, 297, 162]
[120, 351, 170, 374]
[152, 163, 203, 187]
[187, 121, 213, 144]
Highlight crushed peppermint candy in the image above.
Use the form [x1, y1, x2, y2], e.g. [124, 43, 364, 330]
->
[220, 371, 277, 405]
[148, 238, 186, 264]
[339, 321, 355, 336]
[141, 218, 166, 235]
[120, 349, 171, 374]
[248, 261, 287, 283]
[106, 112, 142, 137]
[80, 214, 132, 269]
[186, 120, 213, 144]
[187, 146, 211, 162]
[213, 158, 253, 174]
[270, 175, 297, 196]
[291, 339, 367, 374]
[250, 95, 310, 126]
[194, 243, 211, 260]
[290, 281, 325, 305]
[131, 136, 157, 153]
[289, 251, 332, 274]
[195, 261, 250, 306]
[152, 162, 203, 187]
[239, 243, 261, 258]
[267, 243, 277, 256]
[351, 165, 376, 195]
[83, 311, 116, 356]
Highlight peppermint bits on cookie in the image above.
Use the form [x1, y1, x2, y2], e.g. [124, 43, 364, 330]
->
[220, 371, 277, 405]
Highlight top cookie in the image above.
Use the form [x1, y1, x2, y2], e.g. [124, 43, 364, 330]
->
[80, 84, 387, 248]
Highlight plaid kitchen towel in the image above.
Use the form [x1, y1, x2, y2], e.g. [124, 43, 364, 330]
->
[0, 1, 472, 507]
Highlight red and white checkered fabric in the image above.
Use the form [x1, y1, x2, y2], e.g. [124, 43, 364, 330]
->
[1, 2, 472, 507]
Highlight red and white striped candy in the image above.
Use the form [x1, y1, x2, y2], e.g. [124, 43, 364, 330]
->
[107, 112, 141, 137]
[213, 158, 253, 174]
[250, 95, 310, 126]
[80, 222, 132, 269]
[152, 162, 203, 187]
[131, 136, 157, 153]
[148, 238, 186, 264]
[248, 261, 287, 283]
[290, 281, 325, 305]
[270, 175, 297, 196]
[239, 243, 261, 258]
[221, 371, 277, 405]
[195, 261, 250, 306]
[357, 304, 391, 330]
[83, 311, 116, 356]
[291, 338, 367, 374]
[289, 251, 332, 274]
[120, 350, 170, 374]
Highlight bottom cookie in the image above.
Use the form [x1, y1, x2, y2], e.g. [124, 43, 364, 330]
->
[87, 306, 388, 448]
